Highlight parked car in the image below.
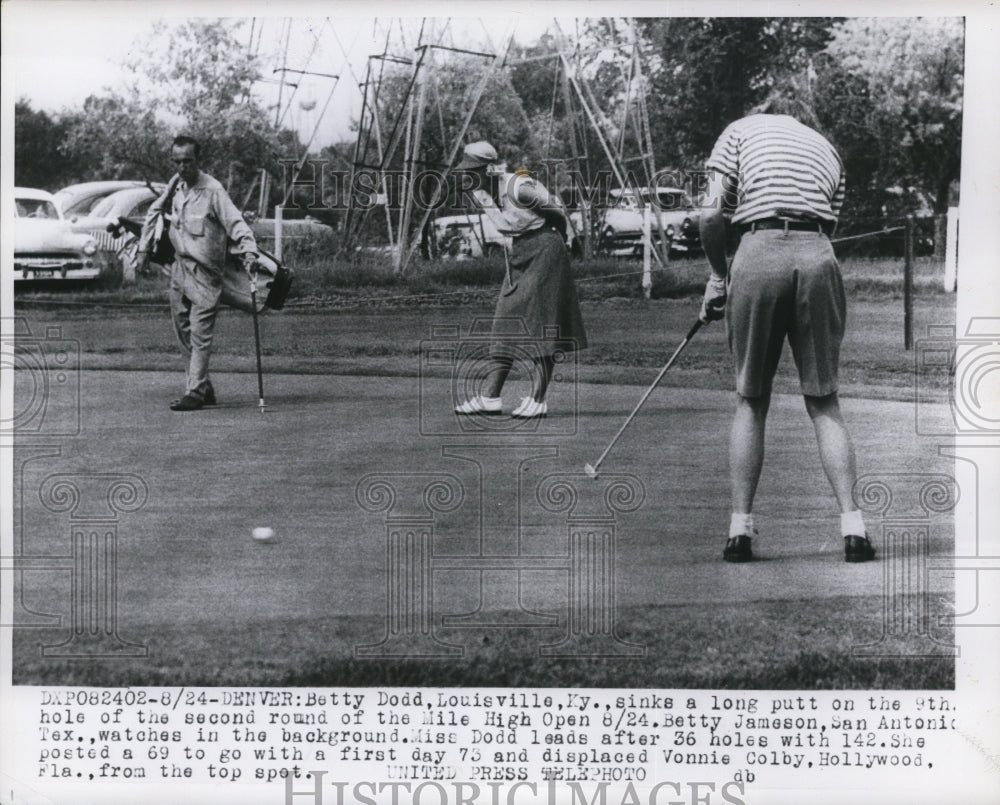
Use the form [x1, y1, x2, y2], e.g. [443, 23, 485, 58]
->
[69, 185, 167, 252]
[429, 210, 511, 259]
[241, 211, 335, 245]
[54, 180, 160, 220]
[73, 185, 333, 243]
[64, 185, 167, 277]
[70, 185, 334, 277]
[592, 187, 701, 257]
[428, 188, 583, 259]
[12, 187, 103, 282]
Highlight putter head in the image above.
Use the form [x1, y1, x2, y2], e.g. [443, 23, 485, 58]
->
[584, 463, 599, 480]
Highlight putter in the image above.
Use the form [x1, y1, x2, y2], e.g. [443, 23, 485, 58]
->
[248, 268, 266, 413]
[584, 318, 703, 479]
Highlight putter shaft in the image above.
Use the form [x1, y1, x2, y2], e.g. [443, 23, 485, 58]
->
[587, 319, 703, 475]
[250, 277, 266, 409]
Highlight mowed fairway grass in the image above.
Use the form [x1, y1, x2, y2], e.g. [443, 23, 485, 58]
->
[11, 255, 957, 688]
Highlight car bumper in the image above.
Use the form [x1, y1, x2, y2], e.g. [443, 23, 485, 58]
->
[14, 255, 102, 281]
[598, 233, 700, 255]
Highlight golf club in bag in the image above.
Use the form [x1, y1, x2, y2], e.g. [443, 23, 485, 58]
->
[584, 318, 703, 479]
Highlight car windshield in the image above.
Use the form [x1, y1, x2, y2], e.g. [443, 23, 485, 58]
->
[80, 194, 113, 215]
[607, 189, 692, 209]
[16, 198, 61, 220]
[608, 193, 639, 209]
[90, 195, 122, 218]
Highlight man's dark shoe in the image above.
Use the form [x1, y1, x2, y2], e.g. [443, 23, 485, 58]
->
[844, 535, 876, 563]
[170, 383, 215, 408]
[723, 534, 753, 563]
[170, 394, 205, 412]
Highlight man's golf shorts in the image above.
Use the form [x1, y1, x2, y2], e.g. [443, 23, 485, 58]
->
[726, 228, 846, 398]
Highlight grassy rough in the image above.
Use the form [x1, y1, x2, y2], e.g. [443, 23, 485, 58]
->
[14, 596, 953, 689]
[13, 254, 954, 402]
[14, 253, 951, 308]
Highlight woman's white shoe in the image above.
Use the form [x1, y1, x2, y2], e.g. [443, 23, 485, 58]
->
[454, 395, 502, 415]
[511, 397, 547, 418]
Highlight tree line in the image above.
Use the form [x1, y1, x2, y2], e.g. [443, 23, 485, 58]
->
[16, 17, 963, 230]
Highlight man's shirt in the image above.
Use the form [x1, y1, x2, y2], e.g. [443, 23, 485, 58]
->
[143, 171, 258, 278]
[706, 113, 845, 225]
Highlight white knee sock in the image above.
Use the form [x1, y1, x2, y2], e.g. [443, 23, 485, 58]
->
[840, 510, 866, 537]
[729, 513, 755, 539]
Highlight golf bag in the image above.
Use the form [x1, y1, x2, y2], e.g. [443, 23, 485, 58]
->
[220, 248, 294, 313]
[108, 217, 294, 313]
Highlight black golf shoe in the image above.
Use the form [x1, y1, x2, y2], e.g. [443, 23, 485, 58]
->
[170, 394, 205, 411]
[844, 535, 876, 563]
[170, 383, 216, 409]
[723, 534, 753, 563]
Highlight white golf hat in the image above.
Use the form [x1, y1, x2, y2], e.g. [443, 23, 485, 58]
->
[456, 140, 498, 170]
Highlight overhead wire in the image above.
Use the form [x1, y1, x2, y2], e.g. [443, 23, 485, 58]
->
[276, 17, 327, 129]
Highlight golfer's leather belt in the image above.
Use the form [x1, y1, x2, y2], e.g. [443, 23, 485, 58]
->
[740, 218, 834, 236]
[511, 226, 553, 241]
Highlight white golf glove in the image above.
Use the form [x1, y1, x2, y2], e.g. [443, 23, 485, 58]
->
[700, 275, 728, 323]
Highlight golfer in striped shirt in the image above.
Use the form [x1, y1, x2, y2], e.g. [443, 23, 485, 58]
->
[699, 93, 875, 564]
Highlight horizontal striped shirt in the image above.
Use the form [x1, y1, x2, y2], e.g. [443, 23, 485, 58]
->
[706, 114, 845, 225]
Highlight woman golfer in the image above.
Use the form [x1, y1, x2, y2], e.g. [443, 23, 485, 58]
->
[453, 141, 587, 419]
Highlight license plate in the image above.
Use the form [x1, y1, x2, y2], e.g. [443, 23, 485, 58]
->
[30, 270, 55, 278]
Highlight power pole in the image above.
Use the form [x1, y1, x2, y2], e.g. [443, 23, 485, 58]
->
[399, 27, 517, 274]
[559, 55, 592, 259]
[557, 47, 664, 270]
[396, 49, 429, 273]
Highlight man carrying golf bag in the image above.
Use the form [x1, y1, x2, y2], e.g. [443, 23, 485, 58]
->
[699, 87, 875, 564]
[138, 134, 261, 411]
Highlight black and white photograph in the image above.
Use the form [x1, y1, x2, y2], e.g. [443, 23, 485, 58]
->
[1, 1, 998, 803]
